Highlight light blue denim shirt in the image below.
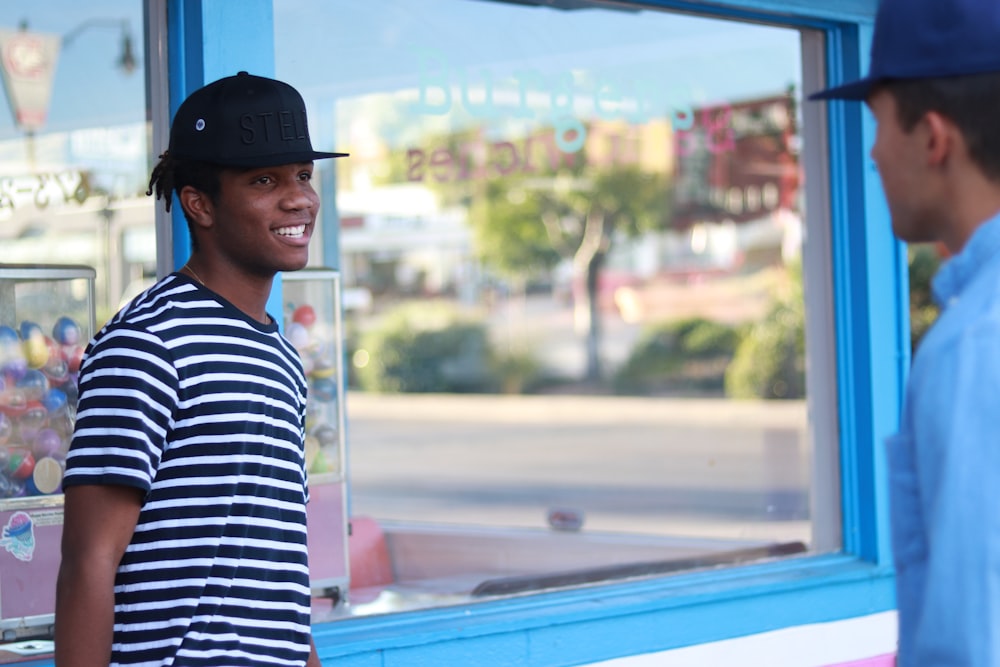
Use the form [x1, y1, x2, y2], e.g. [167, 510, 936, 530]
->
[888, 212, 1000, 666]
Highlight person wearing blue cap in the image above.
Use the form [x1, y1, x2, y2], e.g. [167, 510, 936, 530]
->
[812, 1, 1000, 665]
[54, 73, 346, 667]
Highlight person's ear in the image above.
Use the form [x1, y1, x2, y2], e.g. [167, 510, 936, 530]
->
[923, 111, 955, 168]
[178, 186, 214, 230]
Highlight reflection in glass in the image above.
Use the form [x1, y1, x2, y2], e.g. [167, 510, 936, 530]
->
[276, 0, 824, 617]
[0, 2, 151, 324]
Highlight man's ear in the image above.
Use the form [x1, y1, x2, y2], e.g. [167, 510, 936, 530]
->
[923, 111, 956, 168]
[178, 186, 214, 230]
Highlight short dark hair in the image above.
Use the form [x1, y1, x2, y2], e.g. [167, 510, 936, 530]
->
[882, 71, 1000, 182]
[146, 152, 224, 250]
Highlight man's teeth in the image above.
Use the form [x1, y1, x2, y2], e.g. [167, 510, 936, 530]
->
[275, 225, 306, 237]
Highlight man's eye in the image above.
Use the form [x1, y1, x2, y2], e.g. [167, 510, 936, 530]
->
[299, 171, 313, 181]
[255, 176, 273, 185]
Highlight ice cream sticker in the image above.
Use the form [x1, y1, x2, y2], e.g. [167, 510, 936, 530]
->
[1, 511, 35, 561]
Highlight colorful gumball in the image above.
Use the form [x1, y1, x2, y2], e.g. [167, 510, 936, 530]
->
[18, 401, 48, 442]
[0, 387, 27, 417]
[0, 327, 20, 366]
[62, 378, 80, 409]
[65, 345, 85, 373]
[2, 357, 27, 381]
[7, 448, 35, 480]
[0, 325, 18, 346]
[0, 336, 27, 380]
[41, 388, 68, 415]
[18, 321, 42, 342]
[17, 370, 49, 402]
[32, 428, 63, 459]
[52, 316, 81, 346]
[22, 331, 49, 369]
[43, 343, 70, 384]
[292, 305, 317, 328]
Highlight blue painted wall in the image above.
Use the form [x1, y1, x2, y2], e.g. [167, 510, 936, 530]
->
[166, 0, 284, 322]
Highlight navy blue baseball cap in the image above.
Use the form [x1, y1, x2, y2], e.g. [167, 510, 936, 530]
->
[169, 71, 348, 167]
[810, 0, 1000, 101]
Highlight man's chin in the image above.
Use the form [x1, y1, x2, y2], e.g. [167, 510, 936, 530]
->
[278, 254, 311, 273]
[891, 221, 940, 247]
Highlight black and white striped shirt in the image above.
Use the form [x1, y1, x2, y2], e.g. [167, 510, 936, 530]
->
[64, 273, 312, 667]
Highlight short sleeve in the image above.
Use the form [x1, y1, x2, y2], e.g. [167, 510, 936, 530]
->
[63, 325, 179, 493]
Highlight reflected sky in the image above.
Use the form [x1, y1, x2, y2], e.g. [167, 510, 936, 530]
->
[276, 0, 800, 108]
[0, 0, 145, 139]
[275, 0, 802, 159]
[0, 1, 801, 142]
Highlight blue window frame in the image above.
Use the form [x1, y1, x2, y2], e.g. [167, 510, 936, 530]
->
[140, 1, 902, 665]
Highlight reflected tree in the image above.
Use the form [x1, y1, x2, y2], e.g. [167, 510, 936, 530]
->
[388, 122, 673, 383]
[470, 157, 671, 382]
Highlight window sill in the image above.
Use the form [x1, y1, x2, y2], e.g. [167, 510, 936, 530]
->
[313, 553, 895, 663]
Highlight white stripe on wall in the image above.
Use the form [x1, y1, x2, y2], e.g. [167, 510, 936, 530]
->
[586, 611, 897, 667]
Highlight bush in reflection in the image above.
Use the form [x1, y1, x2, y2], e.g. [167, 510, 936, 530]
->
[725, 261, 805, 400]
[613, 317, 741, 396]
[352, 301, 551, 394]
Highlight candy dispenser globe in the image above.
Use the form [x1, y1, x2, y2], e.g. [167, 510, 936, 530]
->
[281, 268, 350, 607]
[0, 263, 96, 639]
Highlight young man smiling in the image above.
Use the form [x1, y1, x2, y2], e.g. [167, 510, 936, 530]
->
[54, 72, 346, 667]
[812, 0, 1000, 664]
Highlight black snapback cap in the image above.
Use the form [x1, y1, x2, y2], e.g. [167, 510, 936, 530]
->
[169, 71, 348, 167]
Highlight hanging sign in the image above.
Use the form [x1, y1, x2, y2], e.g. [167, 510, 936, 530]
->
[0, 28, 61, 133]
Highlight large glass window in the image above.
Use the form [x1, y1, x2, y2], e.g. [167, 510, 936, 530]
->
[276, 0, 829, 618]
[0, 0, 150, 642]
[0, 1, 151, 323]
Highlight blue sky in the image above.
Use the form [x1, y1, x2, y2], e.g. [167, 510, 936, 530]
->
[0, 0, 145, 140]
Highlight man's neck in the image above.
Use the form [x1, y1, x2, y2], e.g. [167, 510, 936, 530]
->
[182, 259, 274, 324]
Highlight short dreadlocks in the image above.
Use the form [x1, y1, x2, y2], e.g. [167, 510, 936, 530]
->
[146, 151, 225, 250]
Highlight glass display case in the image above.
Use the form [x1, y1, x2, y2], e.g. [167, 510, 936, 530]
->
[282, 269, 350, 608]
[0, 264, 96, 640]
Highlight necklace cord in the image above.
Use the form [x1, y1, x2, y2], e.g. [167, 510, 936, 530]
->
[181, 264, 271, 325]
[182, 263, 204, 285]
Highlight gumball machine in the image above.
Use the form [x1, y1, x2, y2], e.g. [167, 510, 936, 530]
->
[0, 264, 95, 640]
[282, 269, 350, 608]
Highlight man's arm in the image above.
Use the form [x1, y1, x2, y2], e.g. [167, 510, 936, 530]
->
[55, 484, 144, 667]
[307, 636, 321, 667]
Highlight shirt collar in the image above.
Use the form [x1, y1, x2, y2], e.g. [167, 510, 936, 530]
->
[932, 211, 1000, 306]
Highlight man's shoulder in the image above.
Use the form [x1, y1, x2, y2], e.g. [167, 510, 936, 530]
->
[913, 277, 1000, 383]
[100, 274, 217, 335]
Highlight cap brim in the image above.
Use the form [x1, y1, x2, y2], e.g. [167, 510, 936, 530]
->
[216, 150, 350, 168]
[808, 76, 877, 101]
